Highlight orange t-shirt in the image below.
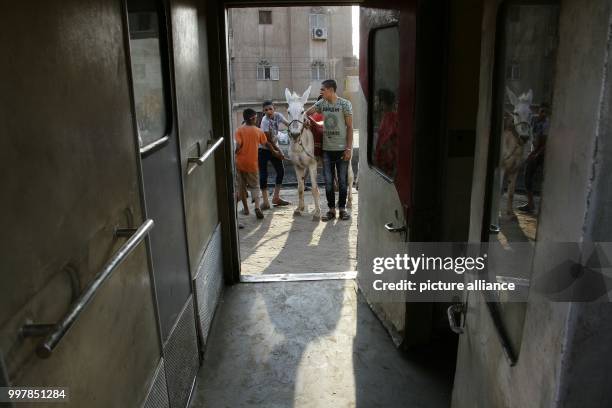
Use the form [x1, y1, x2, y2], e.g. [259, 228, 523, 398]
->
[235, 125, 267, 173]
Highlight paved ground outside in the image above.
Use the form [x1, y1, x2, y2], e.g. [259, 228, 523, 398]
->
[238, 188, 358, 276]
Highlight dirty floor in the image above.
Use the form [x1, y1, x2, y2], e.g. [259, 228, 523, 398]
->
[189, 280, 455, 408]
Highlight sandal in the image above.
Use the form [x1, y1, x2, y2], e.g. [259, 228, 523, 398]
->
[322, 210, 336, 222]
[339, 210, 351, 221]
[255, 208, 264, 219]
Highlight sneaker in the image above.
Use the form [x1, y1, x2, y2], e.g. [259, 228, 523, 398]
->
[272, 198, 290, 207]
[322, 210, 336, 222]
[339, 210, 351, 221]
[255, 208, 264, 219]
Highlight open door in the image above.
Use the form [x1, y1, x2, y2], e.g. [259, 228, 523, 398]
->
[357, 0, 451, 346]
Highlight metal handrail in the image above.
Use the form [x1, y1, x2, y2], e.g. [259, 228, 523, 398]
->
[187, 137, 224, 173]
[27, 219, 154, 358]
[140, 135, 170, 155]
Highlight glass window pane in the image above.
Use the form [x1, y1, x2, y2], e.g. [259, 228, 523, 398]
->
[127, 2, 168, 147]
[369, 26, 400, 180]
[487, 3, 559, 356]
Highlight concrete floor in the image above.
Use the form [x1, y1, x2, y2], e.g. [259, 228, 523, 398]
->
[190, 280, 455, 408]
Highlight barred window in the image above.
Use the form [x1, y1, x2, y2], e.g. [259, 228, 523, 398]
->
[309, 13, 328, 30]
[311, 61, 326, 80]
[257, 61, 279, 80]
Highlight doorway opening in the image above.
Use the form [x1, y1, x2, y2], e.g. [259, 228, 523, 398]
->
[226, 5, 361, 281]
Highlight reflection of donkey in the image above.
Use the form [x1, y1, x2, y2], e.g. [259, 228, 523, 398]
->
[493, 88, 533, 219]
[285, 86, 321, 221]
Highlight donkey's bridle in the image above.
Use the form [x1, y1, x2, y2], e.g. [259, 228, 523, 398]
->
[287, 117, 315, 160]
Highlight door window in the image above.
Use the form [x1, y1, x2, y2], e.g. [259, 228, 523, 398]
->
[368, 25, 400, 180]
[126, 0, 170, 148]
[485, 2, 560, 359]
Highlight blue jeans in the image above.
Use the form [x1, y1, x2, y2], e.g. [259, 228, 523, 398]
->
[323, 150, 349, 210]
[258, 148, 284, 189]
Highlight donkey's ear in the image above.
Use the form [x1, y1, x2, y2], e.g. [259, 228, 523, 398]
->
[300, 85, 312, 105]
[506, 86, 519, 106]
[525, 89, 534, 103]
[285, 88, 292, 103]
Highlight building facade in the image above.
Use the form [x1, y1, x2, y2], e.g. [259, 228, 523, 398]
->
[228, 6, 357, 130]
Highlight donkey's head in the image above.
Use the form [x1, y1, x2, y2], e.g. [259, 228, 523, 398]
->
[285, 86, 311, 139]
[506, 87, 533, 141]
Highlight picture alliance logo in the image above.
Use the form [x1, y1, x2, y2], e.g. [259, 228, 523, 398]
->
[372, 253, 489, 275]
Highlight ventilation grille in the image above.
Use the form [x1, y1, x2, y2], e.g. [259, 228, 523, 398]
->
[164, 298, 198, 408]
[193, 224, 224, 349]
[144, 358, 170, 408]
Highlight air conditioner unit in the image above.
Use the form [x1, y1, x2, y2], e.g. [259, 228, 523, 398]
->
[312, 27, 327, 40]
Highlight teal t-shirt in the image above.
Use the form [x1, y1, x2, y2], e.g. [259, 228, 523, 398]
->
[314, 97, 353, 151]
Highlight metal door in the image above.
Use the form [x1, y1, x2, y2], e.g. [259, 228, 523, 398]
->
[126, 0, 228, 406]
[0, 1, 161, 406]
[357, 0, 450, 347]
[167, 0, 228, 405]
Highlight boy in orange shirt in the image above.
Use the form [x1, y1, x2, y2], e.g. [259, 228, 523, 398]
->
[235, 108, 271, 219]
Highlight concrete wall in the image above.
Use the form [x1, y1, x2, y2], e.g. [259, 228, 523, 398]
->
[452, 1, 612, 407]
[228, 6, 354, 130]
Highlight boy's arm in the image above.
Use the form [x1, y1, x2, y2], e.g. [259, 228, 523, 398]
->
[234, 130, 242, 154]
[264, 130, 283, 156]
[305, 100, 322, 116]
[343, 115, 353, 161]
[277, 113, 290, 127]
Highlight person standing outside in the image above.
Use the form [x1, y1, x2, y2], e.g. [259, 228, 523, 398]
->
[306, 79, 353, 221]
[259, 100, 291, 209]
[519, 103, 550, 214]
[235, 108, 270, 220]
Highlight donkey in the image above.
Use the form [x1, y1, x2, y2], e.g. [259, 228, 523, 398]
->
[285, 86, 321, 221]
[494, 87, 533, 218]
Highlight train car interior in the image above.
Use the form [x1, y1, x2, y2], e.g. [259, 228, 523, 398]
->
[2, 0, 612, 407]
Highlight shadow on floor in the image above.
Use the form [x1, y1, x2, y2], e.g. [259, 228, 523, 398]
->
[190, 280, 455, 408]
[238, 188, 358, 276]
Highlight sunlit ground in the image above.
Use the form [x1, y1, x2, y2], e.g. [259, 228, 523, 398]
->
[239, 188, 359, 275]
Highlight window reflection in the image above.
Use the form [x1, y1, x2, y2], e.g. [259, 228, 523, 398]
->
[127, 1, 168, 147]
[369, 26, 400, 180]
[487, 3, 559, 356]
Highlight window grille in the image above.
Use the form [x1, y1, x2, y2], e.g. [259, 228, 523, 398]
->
[311, 61, 326, 80]
[257, 61, 279, 80]
[309, 13, 328, 30]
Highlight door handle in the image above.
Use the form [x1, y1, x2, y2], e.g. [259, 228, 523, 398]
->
[385, 222, 406, 233]
[447, 303, 466, 334]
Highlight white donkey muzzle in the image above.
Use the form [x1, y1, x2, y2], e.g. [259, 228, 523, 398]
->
[288, 118, 305, 138]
